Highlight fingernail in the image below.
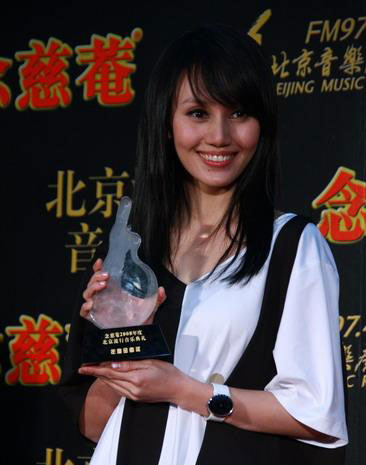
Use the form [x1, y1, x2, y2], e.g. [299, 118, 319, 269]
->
[99, 281, 106, 286]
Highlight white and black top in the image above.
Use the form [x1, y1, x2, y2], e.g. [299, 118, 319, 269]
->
[81, 213, 348, 465]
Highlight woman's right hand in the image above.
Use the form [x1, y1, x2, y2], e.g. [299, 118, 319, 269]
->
[80, 258, 109, 319]
[80, 258, 167, 321]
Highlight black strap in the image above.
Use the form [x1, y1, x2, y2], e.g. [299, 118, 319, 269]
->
[228, 214, 311, 389]
[117, 265, 185, 465]
[196, 215, 345, 465]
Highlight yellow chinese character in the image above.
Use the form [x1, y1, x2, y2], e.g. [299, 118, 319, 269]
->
[89, 167, 130, 218]
[339, 45, 364, 75]
[272, 51, 290, 78]
[46, 170, 86, 218]
[343, 344, 354, 372]
[354, 349, 366, 373]
[65, 222, 103, 273]
[292, 49, 314, 77]
[314, 47, 338, 77]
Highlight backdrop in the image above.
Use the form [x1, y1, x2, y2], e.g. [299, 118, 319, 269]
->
[2, 2, 365, 464]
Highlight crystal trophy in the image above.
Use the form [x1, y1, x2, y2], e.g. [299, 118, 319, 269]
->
[81, 196, 171, 365]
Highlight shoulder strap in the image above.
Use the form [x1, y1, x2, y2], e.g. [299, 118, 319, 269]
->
[258, 214, 311, 352]
[225, 214, 311, 390]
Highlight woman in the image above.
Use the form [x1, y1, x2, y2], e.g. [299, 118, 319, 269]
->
[59, 24, 348, 465]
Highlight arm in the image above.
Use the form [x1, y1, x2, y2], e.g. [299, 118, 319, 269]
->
[79, 359, 333, 443]
[79, 378, 121, 443]
[175, 377, 334, 441]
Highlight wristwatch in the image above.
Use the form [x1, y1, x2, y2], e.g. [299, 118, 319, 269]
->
[206, 383, 233, 422]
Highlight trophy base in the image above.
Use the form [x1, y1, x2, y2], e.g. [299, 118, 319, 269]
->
[81, 323, 171, 365]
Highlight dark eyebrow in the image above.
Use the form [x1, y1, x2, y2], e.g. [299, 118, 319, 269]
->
[180, 97, 203, 105]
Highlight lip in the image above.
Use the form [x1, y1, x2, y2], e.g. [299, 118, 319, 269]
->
[197, 151, 237, 167]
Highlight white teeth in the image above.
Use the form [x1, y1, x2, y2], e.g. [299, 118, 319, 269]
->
[200, 153, 234, 162]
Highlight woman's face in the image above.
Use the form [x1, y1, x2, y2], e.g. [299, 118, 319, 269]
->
[171, 75, 260, 195]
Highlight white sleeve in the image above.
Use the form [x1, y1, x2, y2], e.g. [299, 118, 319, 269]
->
[264, 223, 348, 448]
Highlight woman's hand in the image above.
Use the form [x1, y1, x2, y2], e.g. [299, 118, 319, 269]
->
[80, 258, 108, 319]
[80, 258, 167, 322]
[78, 360, 209, 409]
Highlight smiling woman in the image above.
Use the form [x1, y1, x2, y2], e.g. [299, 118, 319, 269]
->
[172, 75, 261, 194]
[59, 23, 348, 465]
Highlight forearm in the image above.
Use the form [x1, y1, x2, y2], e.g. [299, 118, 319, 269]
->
[176, 378, 333, 442]
[79, 378, 122, 443]
[226, 388, 333, 441]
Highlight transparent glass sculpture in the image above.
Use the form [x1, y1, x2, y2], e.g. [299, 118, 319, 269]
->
[88, 196, 158, 329]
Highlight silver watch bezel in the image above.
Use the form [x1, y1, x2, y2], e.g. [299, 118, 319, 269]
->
[207, 393, 234, 418]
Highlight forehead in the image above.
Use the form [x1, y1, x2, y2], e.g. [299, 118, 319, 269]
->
[174, 74, 217, 106]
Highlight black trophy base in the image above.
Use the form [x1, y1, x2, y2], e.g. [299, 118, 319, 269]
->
[81, 323, 171, 365]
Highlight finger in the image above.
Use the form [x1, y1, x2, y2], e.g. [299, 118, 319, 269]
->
[157, 286, 167, 307]
[87, 271, 109, 289]
[80, 300, 92, 318]
[100, 378, 139, 400]
[83, 280, 107, 300]
[93, 258, 104, 272]
[78, 364, 131, 378]
[147, 286, 167, 323]
[110, 360, 155, 371]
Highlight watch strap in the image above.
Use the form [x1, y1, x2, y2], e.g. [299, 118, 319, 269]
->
[206, 383, 232, 422]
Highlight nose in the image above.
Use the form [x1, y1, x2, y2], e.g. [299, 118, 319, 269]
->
[205, 115, 231, 147]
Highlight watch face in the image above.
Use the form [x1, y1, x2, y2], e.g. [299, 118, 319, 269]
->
[208, 394, 233, 417]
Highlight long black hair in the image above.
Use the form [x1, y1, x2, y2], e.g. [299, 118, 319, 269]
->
[131, 23, 280, 285]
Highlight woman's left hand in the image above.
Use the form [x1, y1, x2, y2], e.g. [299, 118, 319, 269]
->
[78, 359, 191, 405]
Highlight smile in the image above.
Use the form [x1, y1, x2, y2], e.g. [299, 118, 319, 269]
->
[198, 152, 236, 166]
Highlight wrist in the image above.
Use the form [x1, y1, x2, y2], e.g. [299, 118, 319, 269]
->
[175, 376, 212, 416]
[206, 383, 233, 421]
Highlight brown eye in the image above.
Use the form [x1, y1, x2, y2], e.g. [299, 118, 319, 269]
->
[231, 110, 246, 119]
[188, 109, 207, 118]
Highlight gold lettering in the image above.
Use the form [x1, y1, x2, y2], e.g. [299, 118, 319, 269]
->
[305, 20, 323, 43]
[340, 18, 356, 41]
[355, 76, 365, 89]
[248, 9, 272, 45]
[320, 19, 341, 42]
[347, 374, 356, 388]
[355, 16, 366, 39]
[321, 78, 335, 92]
[321, 77, 366, 92]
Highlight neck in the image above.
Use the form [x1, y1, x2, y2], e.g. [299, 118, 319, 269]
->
[186, 182, 234, 227]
